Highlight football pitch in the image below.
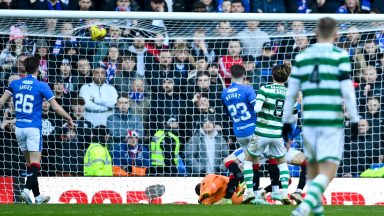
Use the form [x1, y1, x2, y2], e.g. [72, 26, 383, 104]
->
[1, 204, 384, 216]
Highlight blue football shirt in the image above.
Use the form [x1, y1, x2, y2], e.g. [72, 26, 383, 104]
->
[6, 75, 55, 129]
[222, 82, 257, 138]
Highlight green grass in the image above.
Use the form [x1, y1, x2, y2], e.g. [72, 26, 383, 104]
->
[1, 204, 384, 216]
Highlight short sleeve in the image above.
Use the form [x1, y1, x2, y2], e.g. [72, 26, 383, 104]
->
[5, 82, 14, 95]
[256, 86, 266, 102]
[247, 87, 257, 104]
[339, 51, 352, 73]
[289, 58, 302, 83]
[40, 82, 55, 101]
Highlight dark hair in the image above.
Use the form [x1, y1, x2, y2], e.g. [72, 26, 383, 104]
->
[197, 71, 210, 78]
[195, 183, 201, 196]
[317, 17, 337, 39]
[230, 64, 245, 79]
[118, 93, 130, 100]
[24, 56, 40, 74]
[91, 125, 109, 144]
[272, 64, 290, 83]
[231, 0, 244, 6]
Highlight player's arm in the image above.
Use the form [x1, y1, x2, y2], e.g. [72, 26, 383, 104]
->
[282, 63, 301, 124]
[254, 87, 266, 113]
[0, 91, 12, 110]
[49, 99, 74, 128]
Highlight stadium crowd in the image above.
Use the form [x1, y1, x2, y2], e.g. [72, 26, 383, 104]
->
[0, 0, 383, 178]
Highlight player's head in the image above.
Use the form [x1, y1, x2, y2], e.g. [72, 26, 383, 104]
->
[24, 56, 40, 75]
[272, 64, 290, 83]
[195, 183, 201, 196]
[91, 125, 110, 144]
[230, 64, 245, 82]
[316, 17, 337, 41]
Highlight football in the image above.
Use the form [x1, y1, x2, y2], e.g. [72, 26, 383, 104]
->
[90, 25, 107, 41]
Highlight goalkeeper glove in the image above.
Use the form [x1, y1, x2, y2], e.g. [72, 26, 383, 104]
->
[351, 122, 359, 139]
[282, 123, 293, 142]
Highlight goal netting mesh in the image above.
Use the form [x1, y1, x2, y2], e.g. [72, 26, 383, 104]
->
[0, 11, 383, 204]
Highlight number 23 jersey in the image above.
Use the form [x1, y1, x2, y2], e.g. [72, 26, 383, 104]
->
[221, 82, 257, 138]
[255, 83, 288, 138]
[6, 75, 55, 129]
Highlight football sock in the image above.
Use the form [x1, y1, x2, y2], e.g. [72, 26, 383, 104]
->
[301, 174, 329, 213]
[243, 160, 253, 193]
[297, 165, 307, 191]
[25, 163, 40, 191]
[225, 161, 244, 182]
[252, 164, 260, 192]
[224, 175, 238, 199]
[313, 203, 325, 216]
[32, 179, 40, 197]
[278, 163, 290, 197]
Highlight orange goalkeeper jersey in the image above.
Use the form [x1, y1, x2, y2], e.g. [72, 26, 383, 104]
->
[198, 174, 242, 204]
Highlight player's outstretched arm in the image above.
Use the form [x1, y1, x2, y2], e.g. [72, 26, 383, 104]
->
[0, 92, 12, 110]
[49, 99, 74, 128]
[340, 79, 359, 137]
[282, 78, 300, 124]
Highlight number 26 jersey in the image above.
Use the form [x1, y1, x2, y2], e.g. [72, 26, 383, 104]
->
[221, 82, 257, 138]
[6, 75, 55, 129]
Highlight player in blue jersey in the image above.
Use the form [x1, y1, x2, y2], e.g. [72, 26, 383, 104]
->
[0, 57, 73, 205]
[221, 64, 259, 204]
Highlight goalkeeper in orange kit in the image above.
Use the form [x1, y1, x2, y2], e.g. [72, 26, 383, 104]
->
[195, 174, 243, 204]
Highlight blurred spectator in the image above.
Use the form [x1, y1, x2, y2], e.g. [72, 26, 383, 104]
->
[374, 0, 384, 13]
[31, 0, 69, 10]
[190, 28, 215, 64]
[242, 55, 264, 90]
[358, 66, 383, 111]
[231, 0, 245, 13]
[103, 0, 140, 11]
[75, 58, 93, 91]
[101, 45, 120, 84]
[7, 54, 26, 79]
[58, 59, 77, 95]
[218, 39, 243, 87]
[52, 76, 72, 112]
[201, 0, 216, 12]
[149, 77, 186, 136]
[207, 63, 226, 89]
[106, 93, 144, 143]
[185, 115, 229, 176]
[70, 98, 93, 144]
[284, 0, 322, 13]
[354, 40, 381, 77]
[145, 33, 169, 61]
[291, 34, 310, 59]
[173, 42, 193, 78]
[129, 78, 151, 136]
[336, 0, 361, 13]
[188, 56, 209, 84]
[188, 71, 222, 104]
[1, 26, 31, 72]
[149, 0, 166, 11]
[343, 26, 362, 58]
[237, 21, 270, 58]
[112, 130, 150, 176]
[79, 67, 118, 127]
[115, 55, 138, 93]
[314, 0, 344, 13]
[127, 31, 154, 78]
[34, 39, 50, 82]
[253, 0, 286, 13]
[0, 96, 15, 133]
[256, 42, 282, 83]
[44, 18, 58, 35]
[213, 21, 235, 56]
[192, 0, 206, 12]
[77, 0, 94, 10]
[343, 119, 383, 177]
[217, 0, 231, 12]
[51, 21, 78, 57]
[364, 97, 384, 139]
[94, 26, 126, 66]
[84, 126, 113, 176]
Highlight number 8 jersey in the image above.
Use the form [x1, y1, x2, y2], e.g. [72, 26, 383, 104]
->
[221, 82, 257, 138]
[6, 75, 55, 129]
[255, 83, 292, 138]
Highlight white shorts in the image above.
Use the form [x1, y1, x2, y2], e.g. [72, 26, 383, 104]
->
[302, 126, 344, 164]
[286, 149, 302, 164]
[253, 136, 286, 159]
[15, 127, 43, 152]
[237, 135, 258, 156]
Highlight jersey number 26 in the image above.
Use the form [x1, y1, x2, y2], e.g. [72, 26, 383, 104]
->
[15, 93, 34, 114]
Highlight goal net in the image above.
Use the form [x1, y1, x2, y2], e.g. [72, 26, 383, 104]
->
[0, 11, 383, 204]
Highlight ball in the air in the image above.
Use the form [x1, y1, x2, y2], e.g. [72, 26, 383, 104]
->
[90, 25, 107, 41]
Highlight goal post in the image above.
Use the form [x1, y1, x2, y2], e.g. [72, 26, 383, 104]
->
[0, 10, 383, 204]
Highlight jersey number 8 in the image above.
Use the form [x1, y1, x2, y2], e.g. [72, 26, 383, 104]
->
[228, 102, 251, 123]
[15, 93, 34, 114]
[273, 99, 285, 117]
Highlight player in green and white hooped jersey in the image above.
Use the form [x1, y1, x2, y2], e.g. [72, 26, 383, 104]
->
[282, 18, 359, 216]
[247, 64, 292, 205]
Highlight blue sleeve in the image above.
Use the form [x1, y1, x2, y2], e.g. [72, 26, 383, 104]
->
[242, 0, 250, 12]
[40, 82, 55, 101]
[6, 81, 14, 95]
[216, 0, 223, 12]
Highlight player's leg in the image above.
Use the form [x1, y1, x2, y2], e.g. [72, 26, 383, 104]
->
[270, 138, 290, 204]
[286, 149, 307, 203]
